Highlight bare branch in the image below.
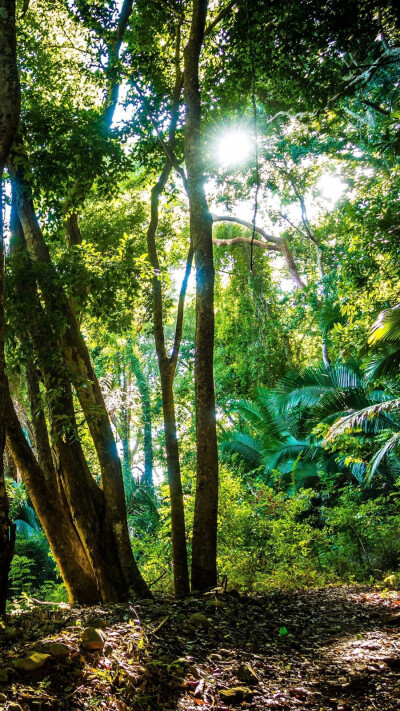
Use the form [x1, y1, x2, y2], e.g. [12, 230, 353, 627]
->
[211, 213, 282, 244]
[211, 214, 306, 289]
[213, 236, 278, 250]
[278, 212, 309, 239]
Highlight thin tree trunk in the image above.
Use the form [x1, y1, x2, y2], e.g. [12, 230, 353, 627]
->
[146, 175, 191, 598]
[120, 361, 133, 495]
[159, 363, 190, 596]
[144, 21, 191, 597]
[315, 244, 330, 367]
[0, 0, 20, 615]
[130, 351, 154, 488]
[184, 0, 219, 591]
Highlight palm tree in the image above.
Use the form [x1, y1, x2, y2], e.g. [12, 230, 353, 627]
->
[324, 305, 400, 481]
[221, 388, 318, 491]
[367, 305, 400, 380]
[222, 363, 396, 489]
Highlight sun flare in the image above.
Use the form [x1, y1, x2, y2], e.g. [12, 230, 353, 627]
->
[217, 130, 253, 166]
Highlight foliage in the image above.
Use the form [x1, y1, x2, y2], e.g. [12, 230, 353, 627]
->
[3, 0, 400, 605]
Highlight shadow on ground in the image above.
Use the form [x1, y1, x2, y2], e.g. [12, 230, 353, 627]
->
[1, 586, 400, 710]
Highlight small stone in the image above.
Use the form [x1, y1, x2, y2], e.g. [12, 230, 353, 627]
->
[81, 627, 106, 650]
[42, 642, 70, 658]
[12, 653, 51, 672]
[220, 687, 253, 704]
[0, 668, 8, 683]
[188, 613, 211, 628]
[237, 664, 258, 684]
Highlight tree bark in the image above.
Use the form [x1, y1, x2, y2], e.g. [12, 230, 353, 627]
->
[130, 351, 154, 488]
[5, 384, 100, 604]
[9, 210, 128, 602]
[0, 0, 20, 615]
[146, 158, 192, 598]
[184, 0, 219, 591]
[143, 20, 191, 597]
[8, 161, 151, 601]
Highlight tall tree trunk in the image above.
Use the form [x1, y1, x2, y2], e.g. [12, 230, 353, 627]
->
[130, 351, 154, 488]
[159, 362, 190, 595]
[184, 0, 219, 592]
[144, 20, 191, 597]
[146, 172, 192, 598]
[9, 214, 123, 602]
[8, 182, 150, 601]
[0, 0, 20, 615]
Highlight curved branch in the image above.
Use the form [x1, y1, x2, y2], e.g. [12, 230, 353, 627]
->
[211, 213, 281, 244]
[211, 214, 306, 289]
[205, 0, 236, 37]
[213, 236, 277, 251]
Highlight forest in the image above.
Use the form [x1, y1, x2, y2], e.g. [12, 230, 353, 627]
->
[1, 0, 400, 709]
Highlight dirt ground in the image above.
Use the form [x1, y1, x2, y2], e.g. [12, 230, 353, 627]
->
[1, 585, 400, 710]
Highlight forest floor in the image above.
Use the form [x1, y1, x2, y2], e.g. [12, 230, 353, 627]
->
[1, 585, 400, 710]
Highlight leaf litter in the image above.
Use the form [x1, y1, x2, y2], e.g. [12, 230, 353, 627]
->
[0, 585, 400, 710]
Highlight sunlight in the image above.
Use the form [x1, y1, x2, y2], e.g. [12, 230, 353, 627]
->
[217, 130, 253, 166]
[317, 174, 346, 204]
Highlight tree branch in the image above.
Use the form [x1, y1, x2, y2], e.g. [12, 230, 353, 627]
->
[211, 213, 282, 244]
[102, 0, 135, 129]
[213, 236, 277, 250]
[211, 214, 306, 289]
[204, 0, 236, 37]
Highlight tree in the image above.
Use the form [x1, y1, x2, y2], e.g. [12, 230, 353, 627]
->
[184, 0, 219, 591]
[0, 0, 20, 614]
[3, 0, 152, 605]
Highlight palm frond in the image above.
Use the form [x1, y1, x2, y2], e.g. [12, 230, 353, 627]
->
[318, 302, 346, 336]
[365, 349, 400, 380]
[293, 463, 321, 491]
[220, 432, 262, 468]
[273, 365, 365, 416]
[369, 305, 400, 345]
[325, 398, 400, 442]
[12, 502, 39, 531]
[366, 432, 400, 482]
[263, 437, 309, 473]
